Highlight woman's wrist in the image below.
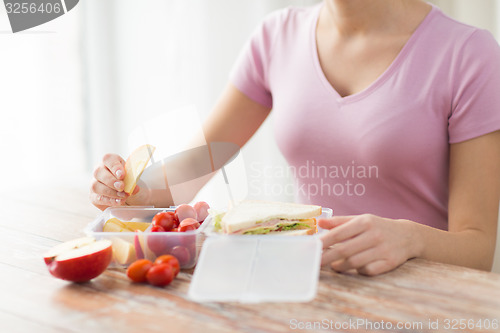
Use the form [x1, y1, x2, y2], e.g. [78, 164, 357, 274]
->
[400, 219, 426, 260]
[399, 220, 494, 271]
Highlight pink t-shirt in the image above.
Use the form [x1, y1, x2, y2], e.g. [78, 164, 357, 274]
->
[230, 4, 500, 230]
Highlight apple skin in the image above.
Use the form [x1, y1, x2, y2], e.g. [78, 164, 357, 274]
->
[44, 256, 53, 265]
[134, 234, 145, 260]
[45, 244, 112, 283]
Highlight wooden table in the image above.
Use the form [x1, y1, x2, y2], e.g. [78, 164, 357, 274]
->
[1, 186, 499, 333]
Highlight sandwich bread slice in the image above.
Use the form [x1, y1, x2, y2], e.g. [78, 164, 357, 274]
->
[219, 200, 322, 235]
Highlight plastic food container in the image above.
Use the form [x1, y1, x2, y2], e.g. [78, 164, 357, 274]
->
[188, 235, 322, 303]
[84, 207, 204, 269]
[188, 207, 333, 303]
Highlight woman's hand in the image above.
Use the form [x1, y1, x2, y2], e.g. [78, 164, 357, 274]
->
[90, 154, 138, 210]
[319, 214, 420, 276]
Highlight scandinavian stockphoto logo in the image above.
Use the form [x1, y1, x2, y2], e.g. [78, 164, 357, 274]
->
[3, 0, 79, 33]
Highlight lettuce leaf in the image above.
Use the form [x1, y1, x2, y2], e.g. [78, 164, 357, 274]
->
[243, 228, 273, 235]
[208, 209, 226, 232]
[243, 222, 312, 234]
[277, 222, 311, 231]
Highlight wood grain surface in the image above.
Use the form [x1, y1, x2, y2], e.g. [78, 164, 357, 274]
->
[1, 187, 499, 333]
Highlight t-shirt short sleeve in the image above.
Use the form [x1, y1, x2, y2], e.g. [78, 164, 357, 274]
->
[449, 29, 500, 143]
[229, 12, 283, 109]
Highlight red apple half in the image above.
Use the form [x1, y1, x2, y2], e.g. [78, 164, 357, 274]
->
[43, 237, 112, 283]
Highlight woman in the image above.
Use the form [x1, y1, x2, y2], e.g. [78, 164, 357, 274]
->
[90, 0, 500, 275]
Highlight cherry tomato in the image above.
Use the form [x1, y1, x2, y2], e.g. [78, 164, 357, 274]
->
[147, 233, 170, 256]
[154, 254, 180, 277]
[180, 233, 196, 247]
[151, 225, 166, 232]
[179, 224, 196, 232]
[178, 218, 200, 232]
[193, 201, 210, 222]
[170, 245, 191, 267]
[152, 212, 177, 231]
[175, 204, 197, 222]
[146, 263, 174, 287]
[126, 259, 153, 283]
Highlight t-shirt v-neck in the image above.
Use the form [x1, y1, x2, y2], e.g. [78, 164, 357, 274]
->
[311, 4, 437, 105]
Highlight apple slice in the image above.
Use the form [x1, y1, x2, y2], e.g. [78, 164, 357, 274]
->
[134, 230, 156, 260]
[103, 218, 150, 232]
[134, 233, 145, 259]
[123, 144, 155, 194]
[111, 238, 136, 265]
[44, 237, 112, 282]
[44, 237, 96, 265]
[103, 218, 129, 232]
[122, 221, 150, 232]
[138, 231, 154, 258]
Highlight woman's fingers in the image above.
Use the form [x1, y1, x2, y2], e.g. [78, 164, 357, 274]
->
[89, 191, 125, 208]
[91, 180, 126, 200]
[321, 232, 378, 266]
[357, 260, 394, 276]
[319, 215, 371, 249]
[102, 153, 126, 180]
[90, 154, 127, 210]
[330, 246, 382, 272]
[317, 216, 355, 230]
[94, 164, 125, 192]
[319, 214, 413, 276]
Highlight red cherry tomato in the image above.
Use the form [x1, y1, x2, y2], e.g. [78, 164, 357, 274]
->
[170, 245, 191, 267]
[154, 254, 180, 277]
[175, 204, 197, 222]
[193, 201, 210, 222]
[151, 225, 166, 232]
[146, 263, 174, 287]
[126, 259, 153, 283]
[148, 233, 170, 256]
[179, 224, 196, 232]
[152, 212, 177, 231]
[178, 218, 200, 232]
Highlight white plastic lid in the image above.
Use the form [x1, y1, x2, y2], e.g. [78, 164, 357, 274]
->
[188, 235, 322, 303]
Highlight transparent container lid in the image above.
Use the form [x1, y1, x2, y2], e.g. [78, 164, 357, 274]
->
[188, 235, 322, 303]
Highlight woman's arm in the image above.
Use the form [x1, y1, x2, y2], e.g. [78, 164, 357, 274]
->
[202, 84, 272, 149]
[414, 130, 500, 270]
[90, 84, 271, 210]
[319, 130, 500, 275]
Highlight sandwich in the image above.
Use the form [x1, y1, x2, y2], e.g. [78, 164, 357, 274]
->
[214, 200, 322, 235]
